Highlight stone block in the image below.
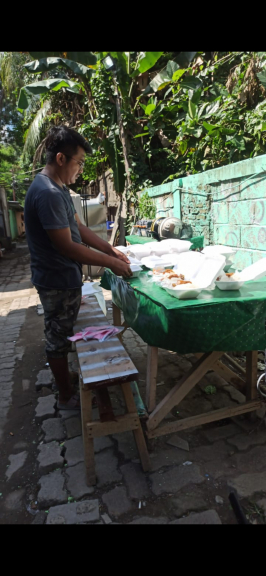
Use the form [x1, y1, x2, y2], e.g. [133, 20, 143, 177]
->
[169, 510, 221, 524]
[95, 449, 122, 486]
[65, 462, 94, 499]
[167, 435, 189, 451]
[38, 470, 67, 508]
[150, 447, 190, 472]
[102, 486, 132, 517]
[129, 516, 169, 524]
[172, 493, 208, 517]
[202, 423, 241, 443]
[228, 471, 266, 497]
[227, 431, 266, 451]
[64, 436, 84, 467]
[113, 431, 138, 460]
[6, 451, 28, 481]
[150, 464, 204, 496]
[46, 499, 99, 524]
[37, 442, 64, 475]
[94, 436, 113, 452]
[35, 369, 53, 391]
[120, 462, 150, 499]
[65, 416, 82, 439]
[35, 395, 56, 422]
[41, 418, 66, 442]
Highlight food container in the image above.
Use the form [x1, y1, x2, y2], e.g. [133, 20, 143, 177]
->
[173, 251, 225, 289]
[141, 255, 174, 269]
[215, 280, 244, 291]
[129, 244, 152, 260]
[165, 284, 201, 300]
[127, 264, 143, 278]
[239, 257, 266, 282]
[203, 245, 236, 267]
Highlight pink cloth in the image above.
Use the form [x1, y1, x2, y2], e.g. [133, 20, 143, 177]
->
[68, 325, 122, 343]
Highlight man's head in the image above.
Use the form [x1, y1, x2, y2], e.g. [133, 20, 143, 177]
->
[45, 125, 92, 186]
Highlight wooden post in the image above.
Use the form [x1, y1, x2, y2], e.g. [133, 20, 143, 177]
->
[121, 381, 150, 472]
[146, 346, 158, 412]
[80, 385, 96, 486]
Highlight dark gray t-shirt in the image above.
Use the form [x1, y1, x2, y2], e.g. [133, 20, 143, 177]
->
[24, 173, 82, 290]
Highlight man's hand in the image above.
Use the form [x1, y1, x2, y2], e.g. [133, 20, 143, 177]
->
[111, 246, 130, 264]
[109, 258, 132, 278]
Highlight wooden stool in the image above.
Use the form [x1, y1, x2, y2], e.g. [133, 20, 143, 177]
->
[75, 296, 150, 486]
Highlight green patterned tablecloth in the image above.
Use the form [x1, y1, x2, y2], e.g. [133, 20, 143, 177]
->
[101, 269, 266, 354]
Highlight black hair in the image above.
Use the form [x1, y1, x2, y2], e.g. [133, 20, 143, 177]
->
[45, 125, 92, 164]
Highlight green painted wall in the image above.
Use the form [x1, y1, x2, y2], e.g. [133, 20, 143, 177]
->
[9, 210, 18, 240]
[145, 154, 266, 271]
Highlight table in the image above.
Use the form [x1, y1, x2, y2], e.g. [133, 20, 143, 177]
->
[101, 269, 266, 438]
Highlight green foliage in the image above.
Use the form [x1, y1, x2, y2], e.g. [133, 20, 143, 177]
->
[24, 57, 93, 79]
[138, 191, 156, 219]
[22, 99, 51, 159]
[0, 144, 29, 203]
[29, 52, 97, 66]
[18, 78, 80, 110]
[5, 50, 266, 227]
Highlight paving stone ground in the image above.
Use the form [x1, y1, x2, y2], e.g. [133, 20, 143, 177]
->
[1, 242, 266, 524]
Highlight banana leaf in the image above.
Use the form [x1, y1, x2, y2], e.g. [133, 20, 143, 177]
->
[24, 57, 93, 78]
[29, 52, 97, 66]
[17, 79, 80, 110]
[132, 52, 163, 76]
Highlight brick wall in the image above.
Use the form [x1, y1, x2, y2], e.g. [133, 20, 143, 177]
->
[147, 154, 266, 271]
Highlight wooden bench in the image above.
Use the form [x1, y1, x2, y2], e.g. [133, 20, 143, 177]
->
[74, 295, 150, 486]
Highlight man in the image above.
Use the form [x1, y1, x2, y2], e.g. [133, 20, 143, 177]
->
[24, 125, 132, 410]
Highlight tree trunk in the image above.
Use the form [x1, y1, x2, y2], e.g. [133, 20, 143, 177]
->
[115, 90, 132, 245]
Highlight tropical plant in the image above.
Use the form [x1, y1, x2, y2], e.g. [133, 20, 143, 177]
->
[8, 51, 266, 224]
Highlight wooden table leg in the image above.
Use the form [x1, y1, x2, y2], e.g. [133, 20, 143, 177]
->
[121, 381, 150, 472]
[147, 351, 224, 432]
[246, 351, 258, 400]
[80, 386, 96, 486]
[146, 346, 158, 413]
[112, 303, 121, 326]
[194, 353, 246, 392]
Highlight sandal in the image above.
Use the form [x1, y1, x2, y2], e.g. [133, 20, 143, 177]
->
[57, 394, 81, 411]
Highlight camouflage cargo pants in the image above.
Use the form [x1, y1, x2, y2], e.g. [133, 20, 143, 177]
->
[37, 287, 82, 358]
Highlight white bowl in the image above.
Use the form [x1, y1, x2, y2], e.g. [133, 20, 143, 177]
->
[165, 285, 201, 300]
[215, 280, 244, 291]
